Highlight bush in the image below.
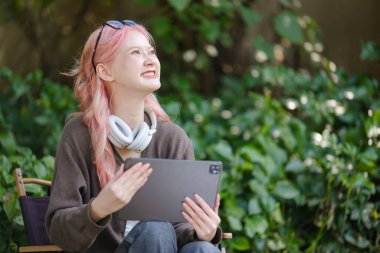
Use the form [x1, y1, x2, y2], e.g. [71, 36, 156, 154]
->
[0, 68, 77, 252]
[172, 64, 380, 252]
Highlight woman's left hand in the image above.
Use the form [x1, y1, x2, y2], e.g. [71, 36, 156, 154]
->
[182, 193, 221, 242]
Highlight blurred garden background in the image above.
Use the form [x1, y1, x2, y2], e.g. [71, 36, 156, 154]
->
[1, 0, 380, 252]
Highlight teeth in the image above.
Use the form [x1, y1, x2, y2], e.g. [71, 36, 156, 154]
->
[142, 71, 155, 77]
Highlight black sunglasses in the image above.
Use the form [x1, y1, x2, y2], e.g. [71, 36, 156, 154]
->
[91, 20, 139, 72]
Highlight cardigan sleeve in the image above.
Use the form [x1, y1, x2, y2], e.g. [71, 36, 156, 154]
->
[45, 125, 111, 252]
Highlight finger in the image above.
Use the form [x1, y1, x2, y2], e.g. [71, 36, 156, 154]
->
[127, 171, 150, 195]
[182, 210, 202, 232]
[194, 194, 220, 222]
[214, 194, 220, 214]
[183, 198, 211, 228]
[182, 202, 206, 232]
[124, 162, 144, 175]
[121, 163, 150, 182]
[125, 167, 153, 194]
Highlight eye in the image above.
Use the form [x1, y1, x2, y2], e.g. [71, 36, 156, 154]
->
[148, 48, 156, 55]
[131, 49, 141, 54]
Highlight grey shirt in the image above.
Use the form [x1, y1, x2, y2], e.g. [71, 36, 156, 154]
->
[46, 114, 222, 253]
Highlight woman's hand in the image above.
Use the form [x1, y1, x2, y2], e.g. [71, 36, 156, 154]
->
[90, 162, 152, 222]
[182, 193, 221, 242]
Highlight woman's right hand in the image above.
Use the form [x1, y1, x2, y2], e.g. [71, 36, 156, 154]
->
[90, 162, 152, 222]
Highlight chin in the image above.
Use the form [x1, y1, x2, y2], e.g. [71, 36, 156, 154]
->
[149, 81, 161, 91]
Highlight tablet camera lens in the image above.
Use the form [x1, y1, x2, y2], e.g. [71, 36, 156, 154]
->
[209, 164, 220, 174]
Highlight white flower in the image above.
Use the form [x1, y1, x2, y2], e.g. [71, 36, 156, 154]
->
[208, 0, 220, 7]
[326, 99, 337, 108]
[304, 42, 313, 52]
[221, 110, 232, 119]
[311, 52, 321, 62]
[335, 105, 346, 116]
[230, 126, 241, 135]
[212, 98, 222, 109]
[251, 69, 260, 78]
[300, 95, 308, 105]
[272, 128, 281, 138]
[329, 62, 337, 72]
[205, 44, 218, 57]
[183, 50, 197, 62]
[331, 73, 339, 84]
[194, 114, 203, 123]
[286, 99, 298, 110]
[368, 126, 380, 138]
[255, 50, 268, 63]
[314, 43, 324, 52]
[344, 91, 355, 100]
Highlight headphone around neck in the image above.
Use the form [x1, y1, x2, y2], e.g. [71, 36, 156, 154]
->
[108, 106, 157, 153]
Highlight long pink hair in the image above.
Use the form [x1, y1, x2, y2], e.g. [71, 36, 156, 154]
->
[69, 22, 170, 188]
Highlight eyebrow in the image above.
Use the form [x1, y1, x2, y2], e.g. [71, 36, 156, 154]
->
[126, 45, 155, 51]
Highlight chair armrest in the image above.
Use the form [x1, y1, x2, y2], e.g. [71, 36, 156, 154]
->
[222, 232, 233, 239]
[19, 245, 62, 252]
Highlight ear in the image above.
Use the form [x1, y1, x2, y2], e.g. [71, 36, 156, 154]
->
[96, 63, 114, 82]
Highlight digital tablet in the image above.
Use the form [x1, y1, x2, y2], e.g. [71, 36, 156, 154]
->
[117, 158, 222, 222]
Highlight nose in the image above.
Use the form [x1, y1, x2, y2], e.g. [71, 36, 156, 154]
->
[143, 53, 155, 67]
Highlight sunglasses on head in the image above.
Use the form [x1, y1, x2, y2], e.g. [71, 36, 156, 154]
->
[91, 20, 139, 71]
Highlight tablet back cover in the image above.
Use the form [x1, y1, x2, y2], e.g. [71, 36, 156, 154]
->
[118, 158, 222, 222]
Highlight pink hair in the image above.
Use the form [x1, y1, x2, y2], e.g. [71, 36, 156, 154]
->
[69, 23, 171, 188]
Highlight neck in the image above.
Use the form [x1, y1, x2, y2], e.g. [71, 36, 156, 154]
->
[111, 93, 146, 129]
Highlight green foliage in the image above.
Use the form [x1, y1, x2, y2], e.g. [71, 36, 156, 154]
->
[0, 67, 76, 252]
[174, 64, 380, 252]
[0, 67, 77, 156]
[361, 41, 380, 61]
[0, 113, 56, 252]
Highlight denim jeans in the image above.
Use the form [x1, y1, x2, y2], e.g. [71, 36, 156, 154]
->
[114, 221, 220, 253]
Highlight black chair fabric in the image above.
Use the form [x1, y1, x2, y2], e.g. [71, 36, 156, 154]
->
[19, 196, 51, 246]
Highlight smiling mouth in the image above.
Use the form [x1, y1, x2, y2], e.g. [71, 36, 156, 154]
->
[141, 71, 157, 78]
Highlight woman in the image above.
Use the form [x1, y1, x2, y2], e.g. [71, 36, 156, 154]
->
[45, 20, 222, 253]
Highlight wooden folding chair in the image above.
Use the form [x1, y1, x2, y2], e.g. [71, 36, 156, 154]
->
[13, 168, 62, 252]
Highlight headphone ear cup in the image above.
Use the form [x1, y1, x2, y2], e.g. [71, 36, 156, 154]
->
[127, 122, 151, 152]
[108, 115, 134, 148]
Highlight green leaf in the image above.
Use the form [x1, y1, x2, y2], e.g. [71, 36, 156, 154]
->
[252, 37, 274, 60]
[360, 41, 380, 61]
[239, 6, 261, 26]
[231, 236, 251, 250]
[285, 159, 305, 173]
[272, 180, 300, 199]
[200, 19, 220, 43]
[245, 215, 268, 238]
[248, 198, 262, 215]
[268, 237, 286, 250]
[273, 11, 304, 45]
[249, 179, 269, 197]
[344, 231, 370, 248]
[227, 215, 243, 231]
[211, 140, 233, 161]
[151, 16, 172, 36]
[271, 204, 285, 224]
[3, 191, 18, 220]
[168, 0, 190, 11]
[240, 146, 264, 164]
[0, 130, 17, 155]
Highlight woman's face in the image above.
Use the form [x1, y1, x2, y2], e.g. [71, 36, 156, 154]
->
[110, 29, 161, 96]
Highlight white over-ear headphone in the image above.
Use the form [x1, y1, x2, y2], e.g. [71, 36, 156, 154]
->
[108, 106, 157, 153]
